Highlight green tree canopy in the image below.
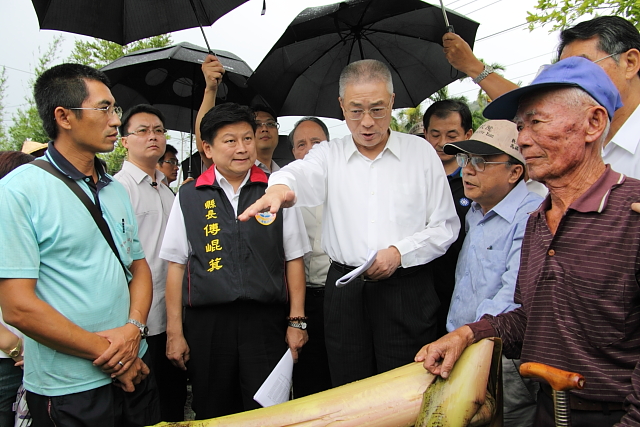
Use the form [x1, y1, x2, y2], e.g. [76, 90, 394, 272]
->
[527, 0, 640, 31]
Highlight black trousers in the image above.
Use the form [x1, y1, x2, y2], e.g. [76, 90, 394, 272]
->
[146, 332, 188, 422]
[292, 286, 332, 398]
[183, 301, 287, 420]
[534, 390, 626, 427]
[26, 351, 160, 427]
[324, 263, 438, 387]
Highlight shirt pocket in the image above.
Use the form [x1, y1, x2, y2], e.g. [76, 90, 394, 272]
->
[555, 271, 628, 348]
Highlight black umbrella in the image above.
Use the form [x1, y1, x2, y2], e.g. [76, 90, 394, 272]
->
[30, 0, 252, 48]
[248, 0, 479, 119]
[101, 42, 258, 133]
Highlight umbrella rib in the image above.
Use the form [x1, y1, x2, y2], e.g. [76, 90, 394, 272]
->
[361, 32, 418, 106]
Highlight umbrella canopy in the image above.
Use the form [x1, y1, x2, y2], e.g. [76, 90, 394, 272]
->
[248, 0, 479, 119]
[101, 42, 259, 133]
[30, 0, 250, 46]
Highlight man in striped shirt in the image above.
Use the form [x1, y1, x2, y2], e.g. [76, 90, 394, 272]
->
[416, 57, 640, 426]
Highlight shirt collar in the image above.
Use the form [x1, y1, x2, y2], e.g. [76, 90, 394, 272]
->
[196, 164, 268, 188]
[45, 141, 111, 184]
[533, 165, 625, 216]
[344, 129, 400, 161]
[448, 167, 462, 180]
[607, 103, 640, 155]
[121, 160, 164, 185]
[255, 159, 279, 174]
[471, 180, 531, 223]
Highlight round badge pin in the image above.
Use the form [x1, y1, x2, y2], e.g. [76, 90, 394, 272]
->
[459, 197, 471, 207]
[255, 212, 277, 225]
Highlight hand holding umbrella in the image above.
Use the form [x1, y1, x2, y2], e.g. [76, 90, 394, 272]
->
[202, 54, 226, 93]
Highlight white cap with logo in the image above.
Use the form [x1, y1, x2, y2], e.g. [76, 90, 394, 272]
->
[443, 120, 524, 165]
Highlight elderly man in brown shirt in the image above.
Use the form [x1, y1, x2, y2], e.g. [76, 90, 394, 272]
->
[416, 57, 640, 426]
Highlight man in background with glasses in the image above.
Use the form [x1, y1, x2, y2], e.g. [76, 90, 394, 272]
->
[444, 15, 640, 179]
[422, 99, 474, 339]
[157, 144, 179, 187]
[115, 105, 186, 422]
[443, 120, 542, 427]
[240, 59, 459, 387]
[252, 104, 281, 174]
[0, 64, 160, 426]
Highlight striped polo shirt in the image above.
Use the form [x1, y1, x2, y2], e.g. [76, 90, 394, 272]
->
[470, 166, 640, 416]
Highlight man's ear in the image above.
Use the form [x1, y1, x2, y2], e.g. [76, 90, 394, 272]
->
[389, 93, 395, 109]
[202, 141, 214, 160]
[585, 106, 609, 144]
[54, 107, 73, 131]
[623, 48, 640, 80]
[121, 136, 130, 149]
[508, 164, 524, 185]
[464, 128, 474, 140]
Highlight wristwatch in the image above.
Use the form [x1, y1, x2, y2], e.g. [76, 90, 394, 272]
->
[3, 338, 22, 358]
[127, 319, 149, 339]
[287, 316, 308, 330]
[472, 64, 495, 84]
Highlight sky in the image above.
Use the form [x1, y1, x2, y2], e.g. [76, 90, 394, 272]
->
[1, 0, 580, 157]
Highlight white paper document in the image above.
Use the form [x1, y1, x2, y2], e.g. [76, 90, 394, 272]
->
[335, 249, 377, 288]
[253, 349, 294, 407]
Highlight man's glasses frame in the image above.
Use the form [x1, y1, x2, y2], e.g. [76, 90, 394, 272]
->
[344, 101, 392, 121]
[124, 128, 168, 137]
[456, 153, 513, 172]
[255, 121, 280, 129]
[160, 159, 179, 166]
[68, 105, 123, 119]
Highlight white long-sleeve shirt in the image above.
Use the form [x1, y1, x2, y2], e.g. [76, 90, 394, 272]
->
[269, 131, 460, 267]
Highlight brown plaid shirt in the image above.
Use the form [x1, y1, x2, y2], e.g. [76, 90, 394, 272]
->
[470, 166, 640, 425]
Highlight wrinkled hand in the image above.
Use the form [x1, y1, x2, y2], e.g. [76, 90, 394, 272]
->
[181, 177, 195, 186]
[93, 323, 141, 375]
[365, 247, 401, 280]
[238, 185, 296, 221]
[632, 203, 640, 214]
[414, 326, 474, 379]
[166, 332, 190, 371]
[113, 357, 149, 392]
[286, 327, 308, 363]
[442, 33, 484, 77]
[202, 54, 225, 90]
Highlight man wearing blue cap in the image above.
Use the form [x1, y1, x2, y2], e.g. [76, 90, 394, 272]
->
[416, 56, 640, 426]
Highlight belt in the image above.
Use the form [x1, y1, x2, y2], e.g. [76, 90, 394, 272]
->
[330, 260, 423, 282]
[540, 384, 625, 413]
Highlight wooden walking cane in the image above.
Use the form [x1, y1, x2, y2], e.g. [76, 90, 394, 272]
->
[520, 362, 585, 427]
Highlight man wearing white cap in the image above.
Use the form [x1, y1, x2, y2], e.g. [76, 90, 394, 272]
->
[443, 120, 542, 426]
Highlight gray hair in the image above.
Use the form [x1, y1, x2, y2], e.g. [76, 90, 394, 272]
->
[288, 117, 330, 147]
[338, 59, 393, 98]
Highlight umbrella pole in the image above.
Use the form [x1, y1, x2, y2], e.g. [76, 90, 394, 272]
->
[188, 0, 215, 55]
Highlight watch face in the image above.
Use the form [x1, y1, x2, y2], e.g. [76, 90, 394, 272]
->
[8, 349, 20, 358]
[142, 326, 149, 338]
[300, 322, 307, 330]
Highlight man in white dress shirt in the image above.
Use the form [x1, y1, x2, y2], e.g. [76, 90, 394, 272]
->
[114, 105, 186, 421]
[240, 59, 460, 386]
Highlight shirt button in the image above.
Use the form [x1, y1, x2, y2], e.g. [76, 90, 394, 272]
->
[548, 249, 555, 256]
[371, 220, 375, 223]
[85, 178, 90, 182]
[371, 192, 374, 195]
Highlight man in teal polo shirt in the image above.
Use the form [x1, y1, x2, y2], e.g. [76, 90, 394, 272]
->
[0, 63, 160, 426]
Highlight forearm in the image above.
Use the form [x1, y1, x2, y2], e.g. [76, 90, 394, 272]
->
[165, 262, 186, 336]
[127, 258, 153, 324]
[195, 87, 217, 168]
[0, 278, 109, 360]
[285, 257, 306, 317]
[476, 73, 519, 103]
[0, 323, 20, 354]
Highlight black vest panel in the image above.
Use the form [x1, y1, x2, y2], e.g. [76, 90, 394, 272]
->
[179, 166, 286, 307]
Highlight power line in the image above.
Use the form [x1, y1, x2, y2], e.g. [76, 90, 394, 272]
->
[466, 0, 503, 15]
[476, 23, 528, 42]
[505, 51, 555, 67]
[451, 0, 482, 11]
[0, 65, 34, 75]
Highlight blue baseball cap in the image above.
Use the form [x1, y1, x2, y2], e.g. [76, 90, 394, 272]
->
[483, 56, 623, 120]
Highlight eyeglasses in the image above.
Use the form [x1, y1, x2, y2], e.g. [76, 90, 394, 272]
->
[593, 51, 624, 63]
[344, 101, 392, 121]
[69, 105, 123, 119]
[256, 121, 279, 129]
[456, 153, 512, 172]
[160, 159, 179, 166]
[125, 128, 167, 137]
